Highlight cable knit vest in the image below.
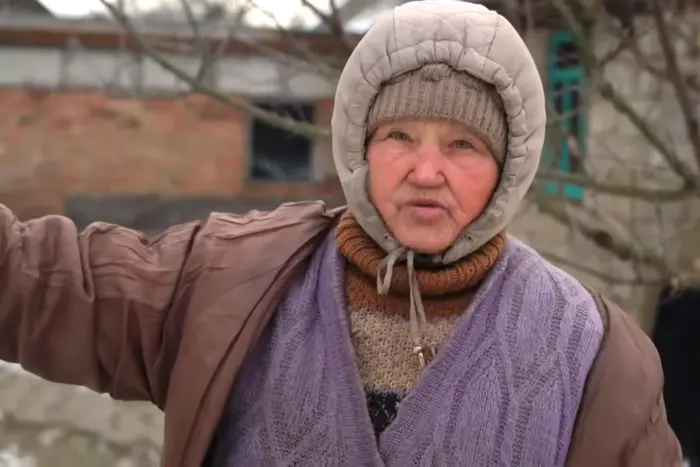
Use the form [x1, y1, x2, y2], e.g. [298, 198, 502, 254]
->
[335, 212, 506, 436]
[210, 221, 604, 466]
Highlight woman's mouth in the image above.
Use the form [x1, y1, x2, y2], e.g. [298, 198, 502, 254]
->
[404, 200, 447, 220]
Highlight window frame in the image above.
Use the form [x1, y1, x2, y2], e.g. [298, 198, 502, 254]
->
[247, 99, 316, 183]
[543, 28, 588, 201]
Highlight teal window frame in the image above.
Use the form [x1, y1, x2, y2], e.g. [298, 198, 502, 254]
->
[544, 28, 587, 201]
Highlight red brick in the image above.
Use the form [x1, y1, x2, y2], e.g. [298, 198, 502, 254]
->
[0, 88, 342, 220]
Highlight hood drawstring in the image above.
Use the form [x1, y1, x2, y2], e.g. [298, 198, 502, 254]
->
[377, 244, 436, 369]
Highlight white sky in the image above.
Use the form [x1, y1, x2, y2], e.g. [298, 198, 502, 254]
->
[36, 0, 349, 28]
[39, 0, 152, 17]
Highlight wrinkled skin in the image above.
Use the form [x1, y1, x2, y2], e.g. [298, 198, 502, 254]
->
[366, 119, 500, 254]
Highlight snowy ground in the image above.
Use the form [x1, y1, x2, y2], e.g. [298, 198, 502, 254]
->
[0, 362, 162, 467]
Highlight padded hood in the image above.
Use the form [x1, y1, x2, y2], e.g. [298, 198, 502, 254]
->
[330, 0, 546, 264]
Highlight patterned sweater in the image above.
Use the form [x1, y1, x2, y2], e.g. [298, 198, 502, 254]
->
[335, 212, 506, 436]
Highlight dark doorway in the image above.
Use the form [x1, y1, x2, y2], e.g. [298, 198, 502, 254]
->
[651, 285, 700, 465]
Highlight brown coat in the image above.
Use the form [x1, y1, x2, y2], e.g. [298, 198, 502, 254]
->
[0, 201, 682, 466]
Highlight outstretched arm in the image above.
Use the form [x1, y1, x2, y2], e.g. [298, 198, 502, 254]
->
[0, 204, 202, 405]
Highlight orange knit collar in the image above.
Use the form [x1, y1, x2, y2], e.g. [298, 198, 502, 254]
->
[335, 211, 506, 297]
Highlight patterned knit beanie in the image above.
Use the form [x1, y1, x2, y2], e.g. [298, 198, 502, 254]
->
[367, 63, 508, 165]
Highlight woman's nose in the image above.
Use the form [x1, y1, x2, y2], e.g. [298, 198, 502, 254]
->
[409, 145, 446, 187]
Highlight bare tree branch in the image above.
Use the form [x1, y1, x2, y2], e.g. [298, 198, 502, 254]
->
[539, 250, 662, 286]
[245, 0, 349, 77]
[299, 0, 354, 52]
[648, 0, 700, 168]
[549, 0, 699, 186]
[534, 169, 698, 201]
[100, 0, 329, 140]
[534, 196, 672, 275]
[631, 46, 700, 96]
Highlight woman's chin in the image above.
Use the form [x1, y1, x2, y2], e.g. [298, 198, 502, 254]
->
[391, 227, 456, 256]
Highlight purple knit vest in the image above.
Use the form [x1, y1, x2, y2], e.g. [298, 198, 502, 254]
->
[210, 233, 604, 466]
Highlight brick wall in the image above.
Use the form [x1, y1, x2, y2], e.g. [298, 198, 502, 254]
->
[0, 87, 342, 220]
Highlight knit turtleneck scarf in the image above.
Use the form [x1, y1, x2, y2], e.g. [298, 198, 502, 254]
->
[335, 211, 506, 437]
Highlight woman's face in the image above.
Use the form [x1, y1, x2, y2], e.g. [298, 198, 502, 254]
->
[366, 118, 500, 254]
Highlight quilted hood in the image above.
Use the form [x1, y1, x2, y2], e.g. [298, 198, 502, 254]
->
[330, 0, 547, 264]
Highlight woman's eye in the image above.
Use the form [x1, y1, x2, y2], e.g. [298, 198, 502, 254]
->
[454, 139, 474, 150]
[388, 130, 410, 141]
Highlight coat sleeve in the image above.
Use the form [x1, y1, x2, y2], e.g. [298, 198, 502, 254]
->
[566, 292, 684, 466]
[0, 204, 205, 406]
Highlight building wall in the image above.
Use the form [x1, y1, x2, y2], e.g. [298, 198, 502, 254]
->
[0, 42, 343, 221]
[0, 87, 341, 220]
[0, 45, 337, 99]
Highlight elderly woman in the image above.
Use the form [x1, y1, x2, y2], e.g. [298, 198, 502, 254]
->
[0, 1, 681, 466]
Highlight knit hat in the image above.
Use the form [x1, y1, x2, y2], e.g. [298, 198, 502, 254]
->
[366, 63, 508, 165]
